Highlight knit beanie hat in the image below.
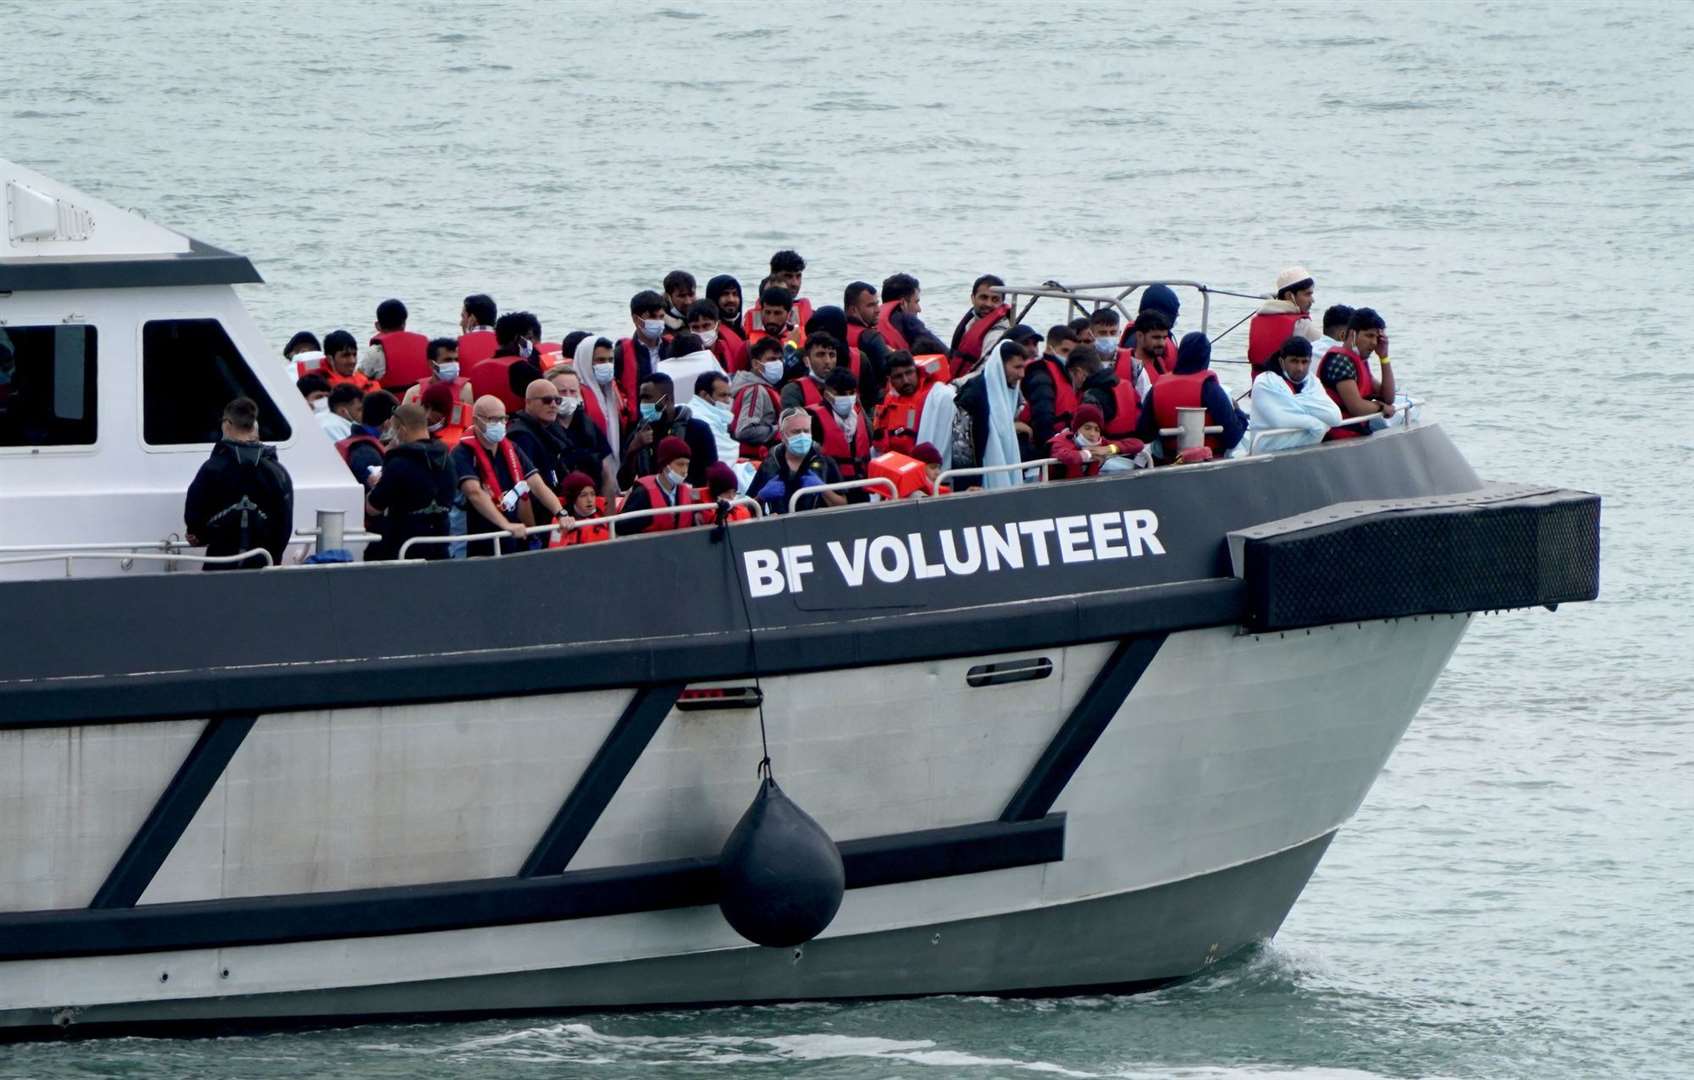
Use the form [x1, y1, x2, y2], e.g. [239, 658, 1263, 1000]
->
[1139, 284, 1180, 323]
[704, 461, 738, 496]
[560, 471, 597, 504]
[655, 436, 692, 470]
[1072, 404, 1105, 430]
[910, 442, 942, 466]
[1175, 331, 1212, 373]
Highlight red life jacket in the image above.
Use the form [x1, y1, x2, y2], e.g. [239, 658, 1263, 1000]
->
[1247, 310, 1304, 370]
[954, 304, 1012, 368]
[732, 381, 783, 459]
[415, 376, 474, 433]
[845, 321, 866, 349]
[457, 327, 498, 367]
[575, 384, 609, 439]
[711, 332, 749, 374]
[742, 298, 814, 341]
[324, 369, 377, 394]
[335, 432, 384, 474]
[877, 301, 911, 351]
[619, 473, 698, 531]
[463, 434, 529, 504]
[808, 402, 871, 479]
[795, 376, 825, 408]
[1115, 343, 1173, 386]
[290, 351, 328, 379]
[374, 330, 431, 391]
[615, 338, 648, 427]
[1150, 370, 1221, 457]
[872, 382, 933, 455]
[468, 356, 524, 414]
[1018, 356, 1080, 428]
[1103, 377, 1143, 440]
[1320, 346, 1376, 440]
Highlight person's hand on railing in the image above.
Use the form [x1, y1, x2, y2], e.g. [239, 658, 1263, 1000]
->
[798, 472, 824, 489]
[503, 521, 528, 541]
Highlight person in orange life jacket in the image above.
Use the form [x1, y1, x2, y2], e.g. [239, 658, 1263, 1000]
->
[1133, 331, 1248, 458]
[364, 403, 457, 561]
[745, 283, 806, 355]
[616, 290, 669, 427]
[1119, 309, 1174, 394]
[457, 293, 499, 366]
[1310, 303, 1353, 363]
[451, 395, 562, 556]
[1048, 404, 1147, 480]
[184, 397, 295, 570]
[728, 337, 788, 455]
[552, 470, 610, 546]
[619, 372, 719, 488]
[696, 460, 752, 524]
[360, 298, 431, 390]
[751, 407, 846, 514]
[1020, 324, 1080, 453]
[872, 351, 935, 455]
[950, 340, 1032, 481]
[321, 329, 378, 395]
[339, 389, 397, 488]
[545, 365, 618, 497]
[706, 275, 745, 345]
[686, 298, 748, 374]
[1317, 307, 1396, 439]
[949, 274, 1012, 375]
[744, 249, 812, 337]
[808, 368, 872, 493]
[402, 338, 474, 443]
[780, 332, 840, 410]
[662, 269, 697, 331]
[615, 435, 700, 536]
[878, 273, 936, 353]
[1247, 266, 1320, 373]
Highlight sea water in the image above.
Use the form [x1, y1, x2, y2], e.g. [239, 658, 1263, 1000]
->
[2, 1, 1690, 1076]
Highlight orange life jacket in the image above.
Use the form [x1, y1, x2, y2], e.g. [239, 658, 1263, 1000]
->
[553, 496, 610, 546]
[872, 382, 933, 455]
[324, 369, 377, 394]
[743, 298, 814, 341]
[694, 489, 753, 523]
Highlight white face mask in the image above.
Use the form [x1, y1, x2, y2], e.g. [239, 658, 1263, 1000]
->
[558, 395, 581, 419]
[698, 328, 718, 348]
[665, 466, 688, 489]
[435, 361, 460, 381]
[311, 397, 329, 414]
[641, 319, 666, 343]
[1078, 432, 1100, 447]
[762, 359, 784, 384]
[592, 361, 615, 386]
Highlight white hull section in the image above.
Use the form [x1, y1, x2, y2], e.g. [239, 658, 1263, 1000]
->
[0, 615, 1469, 1028]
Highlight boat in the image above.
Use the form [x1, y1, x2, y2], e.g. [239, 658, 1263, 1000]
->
[0, 158, 1601, 1037]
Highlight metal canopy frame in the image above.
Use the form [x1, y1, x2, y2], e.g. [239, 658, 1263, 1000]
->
[998, 279, 1269, 358]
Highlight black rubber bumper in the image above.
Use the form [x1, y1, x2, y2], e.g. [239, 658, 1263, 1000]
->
[1239, 487, 1600, 632]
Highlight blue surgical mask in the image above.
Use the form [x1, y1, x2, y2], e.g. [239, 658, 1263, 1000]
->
[830, 396, 852, 418]
[435, 361, 460, 381]
[762, 359, 784, 383]
[1095, 337, 1116, 356]
[785, 432, 812, 457]
[639, 402, 660, 424]
[482, 421, 506, 443]
[641, 319, 666, 342]
[592, 361, 614, 386]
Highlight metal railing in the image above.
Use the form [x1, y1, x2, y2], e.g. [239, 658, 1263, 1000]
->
[398, 496, 764, 557]
[0, 548, 275, 576]
[933, 458, 1057, 494]
[1000, 279, 1268, 342]
[787, 478, 899, 514]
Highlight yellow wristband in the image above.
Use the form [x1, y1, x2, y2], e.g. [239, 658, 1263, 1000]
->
[1379, 357, 1391, 365]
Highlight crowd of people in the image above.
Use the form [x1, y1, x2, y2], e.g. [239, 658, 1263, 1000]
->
[187, 254, 1408, 567]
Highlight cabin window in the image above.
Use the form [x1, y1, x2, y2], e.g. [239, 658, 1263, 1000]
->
[966, 657, 1054, 688]
[141, 319, 290, 445]
[0, 324, 98, 447]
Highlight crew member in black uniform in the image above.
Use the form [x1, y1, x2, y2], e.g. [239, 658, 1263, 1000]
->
[365, 403, 456, 560]
[183, 397, 294, 570]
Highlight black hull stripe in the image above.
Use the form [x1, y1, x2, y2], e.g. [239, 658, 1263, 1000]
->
[88, 714, 257, 909]
[1001, 635, 1166, 822]
[0, 579, 1244, 730]
[519, 685, 683, 878]
[0, 815, 1064, 962]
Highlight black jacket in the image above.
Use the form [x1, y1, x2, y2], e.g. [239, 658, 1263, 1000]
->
[365, 440, 456, 560]
[183, 438, 294, 569]
[1021, 354, 1068, 452]
[618, 408, 719, 488]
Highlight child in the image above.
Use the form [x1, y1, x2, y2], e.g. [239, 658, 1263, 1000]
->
[1048, 405, 1147, 479]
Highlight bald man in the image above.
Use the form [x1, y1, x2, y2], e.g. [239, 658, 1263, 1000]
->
[450, 394, 564, 556]
[507, 377, 575, 528]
